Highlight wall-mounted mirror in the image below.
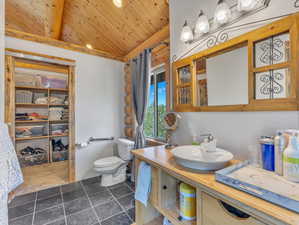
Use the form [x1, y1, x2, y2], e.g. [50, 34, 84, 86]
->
[195, 45, 248, 106]
[173, 14, 298, 112]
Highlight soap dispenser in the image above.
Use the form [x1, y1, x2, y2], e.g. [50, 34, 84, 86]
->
[283, 133, 299, 182]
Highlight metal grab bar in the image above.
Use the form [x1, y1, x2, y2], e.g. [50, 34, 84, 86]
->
[88, 137, 114, 143]
[76, 136, 114, 148]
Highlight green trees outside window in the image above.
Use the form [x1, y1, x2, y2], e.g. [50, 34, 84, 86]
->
[144, 69, 167, 140]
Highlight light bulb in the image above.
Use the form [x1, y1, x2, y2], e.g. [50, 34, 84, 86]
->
[237, 0, 258, 12]
[195, 10, 210, 35]
[180, 21, 194, 43]
[86, 44, 93, 49]
[214, 0, 231, 25]
[113, 0, 122, 8]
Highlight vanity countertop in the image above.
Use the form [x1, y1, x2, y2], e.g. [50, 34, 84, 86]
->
[132, 146, 299, 225]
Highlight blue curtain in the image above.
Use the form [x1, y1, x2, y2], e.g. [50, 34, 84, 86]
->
[131, 49, 151, 149]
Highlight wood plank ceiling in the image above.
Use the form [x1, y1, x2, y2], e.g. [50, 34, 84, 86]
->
[5, 0, 169, 59]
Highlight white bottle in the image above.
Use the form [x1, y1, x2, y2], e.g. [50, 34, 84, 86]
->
[283, 133, 299, 182]
[274, 131, 285, 176]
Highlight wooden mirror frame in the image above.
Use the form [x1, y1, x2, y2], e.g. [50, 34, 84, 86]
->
[173, 13, 299, 112]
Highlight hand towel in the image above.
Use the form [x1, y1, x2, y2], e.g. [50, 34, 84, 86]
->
[134, 161, 151, 207]
[0, 123, 24, 225]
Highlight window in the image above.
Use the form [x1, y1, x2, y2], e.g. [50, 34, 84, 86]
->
[144, 66, 167, 140]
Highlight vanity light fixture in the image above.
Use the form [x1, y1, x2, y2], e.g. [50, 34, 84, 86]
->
[214, 0, 232, 25]
[195, 10, 210, 35]
[179, 0, 268, 44]
[86, 44, 93, 49]
[113, 0, 122, 8]
[237, 0, 259, 12]
[180, 21, 194, 43]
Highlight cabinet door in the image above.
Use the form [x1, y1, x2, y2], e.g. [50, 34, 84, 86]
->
[202, 193, 265, 225]
[173, 61, 195, 111]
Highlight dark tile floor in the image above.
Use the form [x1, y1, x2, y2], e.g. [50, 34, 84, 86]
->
[8, 177, 135, 225]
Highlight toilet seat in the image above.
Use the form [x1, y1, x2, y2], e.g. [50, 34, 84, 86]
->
[94, 156, 124, 168]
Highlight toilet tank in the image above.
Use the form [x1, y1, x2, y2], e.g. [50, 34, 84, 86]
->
[117, 138, 135, 161]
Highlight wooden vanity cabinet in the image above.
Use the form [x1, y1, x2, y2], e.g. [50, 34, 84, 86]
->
[134, 158, 267, 225]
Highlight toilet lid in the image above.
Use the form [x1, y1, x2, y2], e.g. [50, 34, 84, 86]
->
[94, 156, 123, 168]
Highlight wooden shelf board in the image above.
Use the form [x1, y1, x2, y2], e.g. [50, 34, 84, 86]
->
[196, 69, 206, 74]
[16, 135, 70, 141]
[177, 83, 191, 88]
[49, 120, 69, 123]
[16, 136, 49, 141]
[16, 103, 48, 107]
[49, 104, 69, 107]
[51, 134, 69, 138]
[16, 103, 68, 107]
[161, 208, 196, 225]
[50, 88, 69, 92]
[145, 216, 164, 225]
[15, 86, 68, 92]
[15, 120, 48, 123]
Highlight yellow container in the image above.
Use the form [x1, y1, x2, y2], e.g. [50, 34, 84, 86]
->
[179, 183, 196, 221]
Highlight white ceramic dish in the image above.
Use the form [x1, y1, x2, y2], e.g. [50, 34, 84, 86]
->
[172, 145, 233, 171]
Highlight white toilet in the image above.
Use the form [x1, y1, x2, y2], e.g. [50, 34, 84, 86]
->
[94, 138, 135, 187]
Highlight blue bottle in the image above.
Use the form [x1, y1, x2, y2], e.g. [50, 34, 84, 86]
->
[259, 136, 275, 171]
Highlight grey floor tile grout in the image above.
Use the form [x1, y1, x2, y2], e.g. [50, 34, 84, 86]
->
[9, 212, 33, 222]
[37, 191, 61, 201]
[100, 211, 126, 223]
[117, 191, 134, 200]
[80, 181, 102, 225]
[33, 203, 64, 214]
[31, 192, 38, 225]
[9, 211, 33, 221]
[43, 217, 66, 225]
[106, 185, 133, 223]
[60, 186, 68, 225]
[9, 178, 135, 225]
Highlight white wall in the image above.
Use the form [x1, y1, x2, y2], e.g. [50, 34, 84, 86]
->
[0, 0, 4, 123]
[5, 37, 124, 180]
[170, 0, 299, 159]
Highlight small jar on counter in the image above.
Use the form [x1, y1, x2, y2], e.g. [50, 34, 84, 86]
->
[259, 136, 275, 171]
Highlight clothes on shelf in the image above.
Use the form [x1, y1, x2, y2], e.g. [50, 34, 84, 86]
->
[52, 139, 68, 152]
[51, 124, 68, 135]
[20, 146, 46, 156]
[34, 97, 48, 104]
[15, 113, 48, 121]
[49, 107, 67, 120]
[15, 125, 46, 138]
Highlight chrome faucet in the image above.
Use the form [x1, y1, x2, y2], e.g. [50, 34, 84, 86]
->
[200, 133, 214, 142]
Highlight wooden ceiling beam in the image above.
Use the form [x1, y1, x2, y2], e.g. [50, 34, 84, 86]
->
[6, 28, 125, 62]
[45, 0, 65, 39]
[123, 24, 170, 62]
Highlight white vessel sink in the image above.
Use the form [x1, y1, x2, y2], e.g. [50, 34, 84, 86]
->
[172, 145, 233, 171]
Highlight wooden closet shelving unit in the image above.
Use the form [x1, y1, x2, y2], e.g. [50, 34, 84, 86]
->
[5, 48, 76, 195]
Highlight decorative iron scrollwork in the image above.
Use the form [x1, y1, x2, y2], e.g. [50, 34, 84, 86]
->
[206, 31, 229, 48]
[259, 71, 284, 97]
[259, 38, 283, 65]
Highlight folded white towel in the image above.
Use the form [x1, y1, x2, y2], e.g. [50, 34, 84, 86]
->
[0, 123, 24, 225]
[134, 161, 151, 207]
